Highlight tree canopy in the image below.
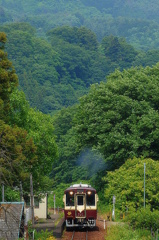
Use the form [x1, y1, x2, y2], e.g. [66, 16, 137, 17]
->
[0, 33, 57, 198]
[1, 0, 159, 50]
[74, 64, 159, 169]
[0, 32, 18, 121]
[1, 23, 159, 114]
[8, 89, 58, 193]
[0, 120, 37, 187]
[49, 63, 159, 191]
[103, 157, 159, 210]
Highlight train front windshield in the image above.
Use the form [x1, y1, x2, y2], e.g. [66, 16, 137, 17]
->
[66, 191, 74, 206]
[77, 195, 83, 205]
[86, 191, 95, 206]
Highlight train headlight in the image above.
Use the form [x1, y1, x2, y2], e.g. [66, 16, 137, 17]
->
[69, 191, 73, 195]
[87, 191, 91, 195]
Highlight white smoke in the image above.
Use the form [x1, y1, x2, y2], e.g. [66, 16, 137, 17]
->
[76, 148, 106, 178]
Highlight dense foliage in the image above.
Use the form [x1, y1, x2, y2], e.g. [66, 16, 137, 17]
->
[0, 33, 57, 199]
[106, 224, 151, 240]
[1, 0, 159, 50]
[1, 2, 159, 237]
[50, 64, 159, 195]
[0, 120, 37, 187]
[0, 22, 159, 113]
[74, 65, 159, 169]
[0, 32, 18, 120]
[104, 158, 159, 211]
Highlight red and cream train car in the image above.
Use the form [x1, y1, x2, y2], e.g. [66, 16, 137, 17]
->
[63, 183, 98, 228]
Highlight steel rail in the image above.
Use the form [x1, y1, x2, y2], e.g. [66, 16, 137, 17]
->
[71, 230, 75, 240]
[71, 230, 88, 240]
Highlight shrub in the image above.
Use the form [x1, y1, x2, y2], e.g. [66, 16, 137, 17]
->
[126, 206, 159, 231]
[34, 230, 56, 240]
[106, 224, 151, 240]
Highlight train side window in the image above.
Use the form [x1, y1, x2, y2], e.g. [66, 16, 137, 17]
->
[66, 192, 74, 206]
[86, 191, 95, 206]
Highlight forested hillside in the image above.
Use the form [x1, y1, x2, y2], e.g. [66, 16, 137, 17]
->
[0, 33, 57, 200]
[81, 0, 159, 21]
[51, 64, 159, 187]
[1, 22, 159, 113]
[1, 0, 159, 50]
[1, 0, 159, 113]
[1, 2, 159, 235]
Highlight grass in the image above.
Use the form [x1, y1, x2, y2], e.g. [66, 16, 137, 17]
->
[105, 224, 151, 240]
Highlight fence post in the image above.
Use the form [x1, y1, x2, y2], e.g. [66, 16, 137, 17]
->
[24, 225, 29, 240]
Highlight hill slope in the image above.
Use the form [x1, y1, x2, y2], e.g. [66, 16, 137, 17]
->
[1, 0, 159, 49]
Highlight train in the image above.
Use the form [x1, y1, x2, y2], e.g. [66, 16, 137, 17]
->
[63, 183, 98, 228]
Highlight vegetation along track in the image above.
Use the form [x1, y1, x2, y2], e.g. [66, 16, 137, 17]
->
[62, 219, 106, 240]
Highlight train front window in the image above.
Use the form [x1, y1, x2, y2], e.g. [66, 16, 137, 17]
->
[77, 195, 83, 206]
[86, 191, 95, 206]
[66, 191, 74, 206]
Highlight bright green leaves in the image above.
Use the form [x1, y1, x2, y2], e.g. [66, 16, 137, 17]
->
[9, 90, 58, 176]
[26, 108, 58, 175]
[103, 157, 159, 210]
[9, 89, 30, 127]
[0, 32, 18, 121]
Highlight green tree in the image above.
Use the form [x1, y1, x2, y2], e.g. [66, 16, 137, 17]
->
[101, 35, 137, 68]
[1, 24, 60, 113]
[133, 49, 159, 67]
[74, 64, 159, 169]
[51, 106, 79, 184]
[0, 32, 18, 121]
[0, 120, 37, 188]
[9, 89, 30, 127]
[26, 108, 58, 175]
[9, 89, 58, 176]
[47, 26, 98, 51]
[103, 157, 159, 210]
[0, 35, 57, 196]
[51, 105, 106, 185]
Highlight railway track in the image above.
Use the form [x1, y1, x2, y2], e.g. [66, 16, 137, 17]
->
[62, 219, 106, 240]
[71, 230, 88, 240]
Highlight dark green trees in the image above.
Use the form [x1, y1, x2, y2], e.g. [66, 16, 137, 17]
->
[75, 64, 159, 169]
[47, 26, 98, 51]
[0, 33, 57, 197]
[0, 32, 37, 189]
[101, 35, 137, 68]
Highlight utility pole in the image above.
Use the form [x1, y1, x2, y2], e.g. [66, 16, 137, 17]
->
[20, 181, 23, 202]
[54, 194, 56, 214]
[112, 195, 116, 221]
[30, 174, 34, 225]
[144, 163, 146, 208]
